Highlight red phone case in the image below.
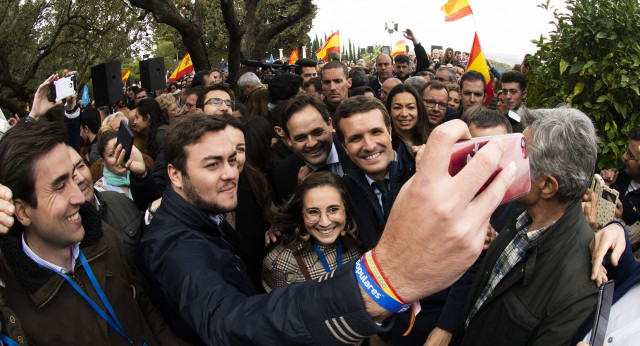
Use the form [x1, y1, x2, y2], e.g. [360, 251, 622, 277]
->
[449, 133, 531, 205]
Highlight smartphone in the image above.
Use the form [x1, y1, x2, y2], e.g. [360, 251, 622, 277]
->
[589, 280, 615, 346]
[591, 174, 620, 227]
[449, 133, 531, 205]
[115, 120, 134, 163]
[48, 75, 76, 102]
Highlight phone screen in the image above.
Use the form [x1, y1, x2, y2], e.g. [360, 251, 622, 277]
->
[589, 280, 614, 346]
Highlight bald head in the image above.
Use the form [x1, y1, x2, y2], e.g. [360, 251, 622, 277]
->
[380, 78, 402, 105]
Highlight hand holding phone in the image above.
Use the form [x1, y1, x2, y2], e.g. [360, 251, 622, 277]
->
[590, 174, 620, 227]
[116, 120, 134, 163]
[449, 133, 531, 205]
[48, 75, 77, 102]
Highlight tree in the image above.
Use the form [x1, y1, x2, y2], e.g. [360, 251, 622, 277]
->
[132, 0, 316, 90]
[527, 0, 640, 169]
[0, 0, 143, 116]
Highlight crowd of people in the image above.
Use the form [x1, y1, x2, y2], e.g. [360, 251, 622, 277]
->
[0, 26, 639, 346]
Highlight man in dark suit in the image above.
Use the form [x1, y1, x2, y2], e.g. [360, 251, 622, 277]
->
[271, 94, 356, 202]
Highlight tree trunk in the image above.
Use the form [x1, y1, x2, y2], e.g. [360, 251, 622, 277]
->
[128, 0, 211, 71]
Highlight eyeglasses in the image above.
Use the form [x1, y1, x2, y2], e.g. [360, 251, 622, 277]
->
[423, 99, 448, 109]
[206, 98, 234, 108]
[303, 207, 345, 224]
[184, 102, 196, 110]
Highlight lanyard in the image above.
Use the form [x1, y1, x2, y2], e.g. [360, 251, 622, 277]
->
[313, 240, 342, 273]
[0, 333, 20, 346]
[49, 251, 133, 344]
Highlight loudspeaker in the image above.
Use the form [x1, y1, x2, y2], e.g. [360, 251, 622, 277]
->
[91, 61, 123, 107]
[139, 57, 166, 91]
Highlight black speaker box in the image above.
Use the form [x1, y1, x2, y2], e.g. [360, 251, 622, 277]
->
[91, 61, 123, 107]
[139, 57, 166, 91]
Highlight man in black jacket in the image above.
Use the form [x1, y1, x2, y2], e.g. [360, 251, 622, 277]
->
[454, 107, 600, 345]
[335, 96, 475, 345]
[271, 94, 356, 202]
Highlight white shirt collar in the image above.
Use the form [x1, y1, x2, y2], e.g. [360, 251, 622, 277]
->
[365, 150, 397, 185]
[22, 233, 80, 275]
[306, 143, 340, 170]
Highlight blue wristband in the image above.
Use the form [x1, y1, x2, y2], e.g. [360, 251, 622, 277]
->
[355, 258, 411, 313]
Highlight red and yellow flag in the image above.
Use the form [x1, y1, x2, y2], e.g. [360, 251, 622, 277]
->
[391, 40, 407, 58]
[121, 67, 131, 84]
[289, 48, 299, 64]
[315, 31, 340, 62]
[466, 32, 494, 107]
[169, 53, 194, 83]
[441, 0, 473, 22]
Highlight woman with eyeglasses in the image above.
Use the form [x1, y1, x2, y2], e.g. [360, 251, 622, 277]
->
[196, 84, 236, 115]
[386, 84, 429, 146]
[262, 172, 363, 292]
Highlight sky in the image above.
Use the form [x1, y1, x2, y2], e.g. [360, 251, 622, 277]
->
[307, 0, 569, 65]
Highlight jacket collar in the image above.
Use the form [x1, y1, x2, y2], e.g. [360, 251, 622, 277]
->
[0, 202, 106, 305]
[159, 187, 222, 237]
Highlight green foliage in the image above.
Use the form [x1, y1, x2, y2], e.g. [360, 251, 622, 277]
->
[0, 0, 145, 115]
[156, 41, 177, 71]
[527, 0, 640, 169]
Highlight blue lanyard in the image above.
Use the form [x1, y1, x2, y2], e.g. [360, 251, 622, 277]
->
[49, 250, 133, 344]
[0, 333, 20, 346]
[313, 240, 342, 273]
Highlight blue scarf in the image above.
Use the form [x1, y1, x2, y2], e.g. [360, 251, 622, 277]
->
[102, 166, 132, 199]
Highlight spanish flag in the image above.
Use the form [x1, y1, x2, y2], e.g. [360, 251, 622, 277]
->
[315, 31, 340, 62]
[289, 48, 299, 64]
[466, 32, 494, 107]
[391, 40, 407, 58]
[169, 53, 194, 83]
[441, 0, 473, 22]
[121, 67, 131, 84]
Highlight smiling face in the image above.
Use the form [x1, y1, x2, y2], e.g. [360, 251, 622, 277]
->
[102, 138, 127, 176]
[203, 90, 232, 115]
[169, 130, 239, 215]
[302, 185, 346, 246]
[339, 109, 394, 181]
[390, 92, 418, 134]
[17, 144, 86, 256]
[285, 105, 334, 166]
[67, 147, 95, 204]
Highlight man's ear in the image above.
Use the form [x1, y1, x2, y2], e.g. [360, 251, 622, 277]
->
[522, 90, 528, 100]
[13, 199, 31, 227]
[167, 164, 184, 190]
[328, 117, 334, 131]
[540, 175, 559, 200]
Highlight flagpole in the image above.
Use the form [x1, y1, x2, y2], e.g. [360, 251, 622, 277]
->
[470, 13, 489, 64]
